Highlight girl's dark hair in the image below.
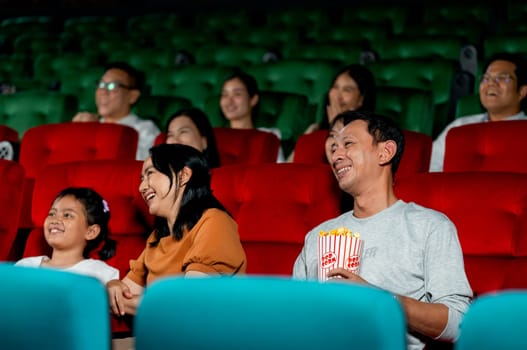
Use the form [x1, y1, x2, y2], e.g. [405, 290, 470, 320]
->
[148, 143, 229, 246]
[53, 187, 116, 260]
[220, 68, 260, 123]
[330, 110, 405, 177]
[320, 64, 377, 129]
[165, 107, 221, 168]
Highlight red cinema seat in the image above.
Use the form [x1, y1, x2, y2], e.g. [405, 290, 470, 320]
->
[0, 159, 25, 261]
[211, 163, 341, 275]
[154, 127, 281, 165]
[443, 120, 527, 173]
[213, 127, 281, 165]
[0, 124, 19, 143]
[395, 171, 527, 297]
[292, 130, 328, 164]
[154, 132, 166, 145]
[18, 122, 139, 229]
[293, 129, 432, 176]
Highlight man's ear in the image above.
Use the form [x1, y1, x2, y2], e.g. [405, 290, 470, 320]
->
[179, 166, 193, 187]
[128, 89, 141, 105]
[518, 85, 527, 102]
[379, 140, 397, 166]
[250, 93, 259, 107]
[85, 224, 101, 241]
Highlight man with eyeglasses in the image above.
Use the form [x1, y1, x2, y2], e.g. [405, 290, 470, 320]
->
[430, 52, 527, 171]
[72, 62, 160, 160]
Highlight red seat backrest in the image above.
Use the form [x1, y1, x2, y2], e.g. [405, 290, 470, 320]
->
[18, 122, 139, 229]
[292, 130, 328, 164]
[24, 159, 153, 278]
[395, 171, 527, 296]
[0, 125, 19, 143]
[444, 120, 527, 173]
[154, 128, 281, 165]
[293, 129, 432, 176]
[0, 159, 25, 260]
[213, 127, 280, 165]
[211, 163, 341, 275]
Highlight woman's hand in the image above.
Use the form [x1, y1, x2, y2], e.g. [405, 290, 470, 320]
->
[107, 279, 143, 316]
[326, 96, 347, 124]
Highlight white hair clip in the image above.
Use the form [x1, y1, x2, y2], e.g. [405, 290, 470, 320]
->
[102, 199, 110, 213]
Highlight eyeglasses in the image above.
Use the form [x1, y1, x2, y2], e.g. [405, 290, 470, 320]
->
[97, 81, 134, 91]
[480, 74, 515, 85]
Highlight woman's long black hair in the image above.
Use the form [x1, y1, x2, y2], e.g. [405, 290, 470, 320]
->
[148, 143, 228, 246]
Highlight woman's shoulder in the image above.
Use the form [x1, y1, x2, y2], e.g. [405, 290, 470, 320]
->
[15, 256, 46, 267]
[201, 208, 233, 222]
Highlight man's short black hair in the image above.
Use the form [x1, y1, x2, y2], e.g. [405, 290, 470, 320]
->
[104, 61, 146, 92]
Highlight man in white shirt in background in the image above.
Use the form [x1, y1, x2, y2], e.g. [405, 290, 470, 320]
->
[430, 52, 527, 172]
[73, 62, 160, 160]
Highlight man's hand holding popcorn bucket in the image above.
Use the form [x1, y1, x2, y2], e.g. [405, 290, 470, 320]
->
[318, 227, 365, 282]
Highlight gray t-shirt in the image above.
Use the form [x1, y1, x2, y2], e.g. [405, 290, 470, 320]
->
[293, 200, 473, 350]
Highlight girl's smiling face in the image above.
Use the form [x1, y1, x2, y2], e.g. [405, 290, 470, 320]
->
[44, 195, 93, 251]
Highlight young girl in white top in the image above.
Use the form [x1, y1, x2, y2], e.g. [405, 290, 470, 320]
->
[16, 187, 119, 284]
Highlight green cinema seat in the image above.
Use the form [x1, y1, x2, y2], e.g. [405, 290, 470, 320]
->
[368, 58, 459, 136]
[0, 91, 78, 136]
[149, 65, 232, 110]
[133, 94, 193, 130]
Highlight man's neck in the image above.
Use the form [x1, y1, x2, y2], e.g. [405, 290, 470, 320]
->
[351, 178, 398, 218]
[488, 108, 522, 121]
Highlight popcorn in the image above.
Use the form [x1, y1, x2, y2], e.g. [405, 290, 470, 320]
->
[318, 227, 364, 281]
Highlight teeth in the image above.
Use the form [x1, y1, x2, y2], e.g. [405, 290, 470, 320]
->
[146, 193, 155, 201]
[337, 166, 351, 175]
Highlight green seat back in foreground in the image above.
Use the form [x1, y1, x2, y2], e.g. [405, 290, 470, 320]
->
[455, 291, 527, 350]
[135, 276, 406, 350]
[0, 263, 110, 350]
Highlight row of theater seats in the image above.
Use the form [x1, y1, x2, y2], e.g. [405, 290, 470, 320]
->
[0, 88, 310, 152]
[1, 2, 523, 59]
[0, 72, 469, 151]
[3, 262, 526, 350]
[2, 120, 527, 334]
[4, 2, 527, 139]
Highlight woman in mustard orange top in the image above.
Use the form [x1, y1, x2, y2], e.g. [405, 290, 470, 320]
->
[107, 143, 246, 316]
